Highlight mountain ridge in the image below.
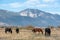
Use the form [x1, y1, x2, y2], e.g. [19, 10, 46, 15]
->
[0, 8, 60, 27]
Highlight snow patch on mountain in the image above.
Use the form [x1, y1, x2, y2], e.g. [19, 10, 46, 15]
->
[28, 12, 37, 18]
[38, 12, 44, 16]
[20, 12, 28, 16]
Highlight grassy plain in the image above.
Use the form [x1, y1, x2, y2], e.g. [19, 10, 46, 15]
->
[0, 27, 60, 40]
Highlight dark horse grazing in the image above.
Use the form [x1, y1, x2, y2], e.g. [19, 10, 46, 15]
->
[5, 27, 12, 34]
[16, 28, 19, 33]
[32, 28, 43, 34]
[45, 28, 51, 36]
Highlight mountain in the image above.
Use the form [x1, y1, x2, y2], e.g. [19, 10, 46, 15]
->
[0, 8, 60, 27]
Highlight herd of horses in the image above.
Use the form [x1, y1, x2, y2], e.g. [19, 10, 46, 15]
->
[5, 27, 51, 36]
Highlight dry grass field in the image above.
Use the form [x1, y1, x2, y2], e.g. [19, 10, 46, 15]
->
[0, 27, 60, 40]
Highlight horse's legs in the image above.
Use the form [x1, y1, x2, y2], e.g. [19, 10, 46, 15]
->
[45, 32, 50, 36]
[9, 29, 12, 34]
[10, 30, 12, 34]
[45, 32, 46, 36]
[40, 30, 43, 34]
[5, 30, 7, 33]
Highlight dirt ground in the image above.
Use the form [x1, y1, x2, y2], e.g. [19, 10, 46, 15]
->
[0, 28, 60, 40]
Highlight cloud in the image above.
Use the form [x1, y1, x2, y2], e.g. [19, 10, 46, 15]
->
[0, 4, 7, 7]
[51, 12, 60, 15]
[25, 0, 59, 9]
[36, 4, 48, 8]
[0, 0, 56, 9]
[42, 0, 55, 3]
[41, 0, 59, 8]
[0, 0, 40, 8]
[9, 2, 21, 8]
[45, 11, 60, 15]
[22, 0, 48, 8]
[23, 0, 40, 6]
[0, 2, 21, 8]
[0, 0, 60, 15]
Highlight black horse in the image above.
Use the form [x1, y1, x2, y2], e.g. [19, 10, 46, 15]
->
[5, 28, 12, 34]
[45, 28, 51, 36]
[16, 28, 19, 33]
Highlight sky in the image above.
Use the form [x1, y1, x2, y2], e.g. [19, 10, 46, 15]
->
[0, 0, 60, 15]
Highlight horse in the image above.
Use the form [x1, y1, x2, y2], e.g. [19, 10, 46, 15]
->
[32, 28, 43, 34]
[5, 27, 12, 34]
[16, 28, 19, 33]
[45, 28, 51, 36]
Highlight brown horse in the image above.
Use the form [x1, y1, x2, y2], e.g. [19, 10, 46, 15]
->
[32, 28, 43, 34]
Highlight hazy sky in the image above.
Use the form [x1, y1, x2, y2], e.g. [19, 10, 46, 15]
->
[0, 0, 60, 14]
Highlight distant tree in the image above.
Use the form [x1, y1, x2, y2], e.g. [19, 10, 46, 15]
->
[0, 26, 4, 28]
[26, 25, 34, 30]
[48, 25, 54, 29]
[50, 26, 54, 28]
[57, 26, 60, 28]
